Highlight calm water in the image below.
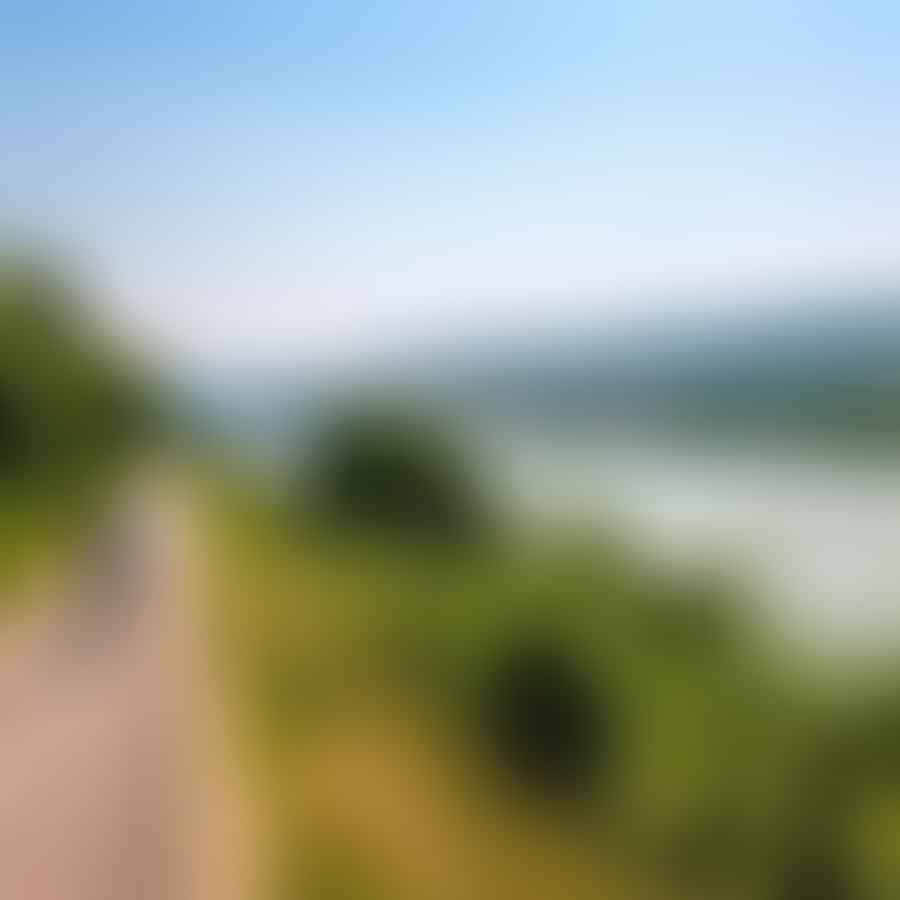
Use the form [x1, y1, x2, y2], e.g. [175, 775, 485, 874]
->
[478, 424, 900, 655]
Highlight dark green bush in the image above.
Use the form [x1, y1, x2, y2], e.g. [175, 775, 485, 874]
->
[0, 254, 161, 487]
[479, 630, 618, 799]
[772, 839, 857, 900]
[0, 382, 35, 477]
[305, 406, 487, 546]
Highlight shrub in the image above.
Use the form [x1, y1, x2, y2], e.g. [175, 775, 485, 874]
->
[305, 406, 487, 546]
[479, 630, 618, 799]
[0, 254, 161, 485]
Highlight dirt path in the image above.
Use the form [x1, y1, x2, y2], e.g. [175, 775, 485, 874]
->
[0, 475, 253, 899]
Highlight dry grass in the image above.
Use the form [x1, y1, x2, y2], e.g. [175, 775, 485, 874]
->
[205, 490, 655, 900]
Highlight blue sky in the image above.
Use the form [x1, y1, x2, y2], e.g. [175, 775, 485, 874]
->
[5, 2, 900, 373]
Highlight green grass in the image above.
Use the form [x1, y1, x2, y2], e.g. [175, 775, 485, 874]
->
[203, 475, 900, 900]
[0, 484, 66, 608]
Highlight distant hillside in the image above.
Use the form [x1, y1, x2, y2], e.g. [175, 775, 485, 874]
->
[439, 290, 900, 440]
[188, 288, 900, 453]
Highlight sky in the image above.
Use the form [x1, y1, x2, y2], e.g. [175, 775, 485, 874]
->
[5, 1, 900, 376]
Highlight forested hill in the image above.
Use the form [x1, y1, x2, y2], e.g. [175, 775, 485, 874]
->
[437, 290, 900, 439]
[187, 288, 900, 452]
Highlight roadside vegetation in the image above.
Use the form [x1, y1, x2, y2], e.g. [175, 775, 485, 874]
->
[206, 404, 900, 900]
[0, 254, 161, 596]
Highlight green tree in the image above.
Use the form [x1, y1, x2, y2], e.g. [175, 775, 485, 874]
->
[304, 404, 488, 546]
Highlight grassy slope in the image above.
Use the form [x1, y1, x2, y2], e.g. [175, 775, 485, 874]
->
[203, 472, 900, 900]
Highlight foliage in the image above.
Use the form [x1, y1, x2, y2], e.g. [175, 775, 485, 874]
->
[302, 404, 488, 546]
[0, 253, 161, 490]
[211, 474, 900, 900]
[0, 250, 165, 593]
[480, 628, 616, 799]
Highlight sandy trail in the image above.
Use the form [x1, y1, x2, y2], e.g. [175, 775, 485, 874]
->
[0, 476, 250, 899]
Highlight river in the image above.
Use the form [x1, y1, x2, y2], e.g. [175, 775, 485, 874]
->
[477, 423, 900, 657]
